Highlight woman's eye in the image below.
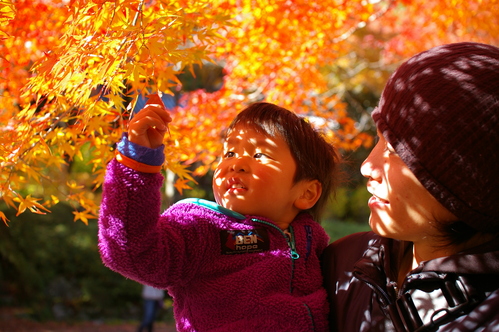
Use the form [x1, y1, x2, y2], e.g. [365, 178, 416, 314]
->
[254, 153, 265, 158]
[386, 143, 398, 156]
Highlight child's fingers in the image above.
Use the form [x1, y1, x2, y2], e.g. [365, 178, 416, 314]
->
[140, 104, 172, 124]
[133, 104, 171, 125]
[145, 94, 173, 124]
[127, 94, 172, 148]
[130, 111, 168, 133]
[128, 111, 169, 148]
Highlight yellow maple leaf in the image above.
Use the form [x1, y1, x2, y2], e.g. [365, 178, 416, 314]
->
[67, 180, 85, 190]
[51, 195, 60, 205]
[14, 194, 50, 216]
[0, 211, 9, 226]
[72, 210, 95, 225]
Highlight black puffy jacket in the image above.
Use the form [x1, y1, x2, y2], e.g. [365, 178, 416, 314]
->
[322, 232, 499, 332]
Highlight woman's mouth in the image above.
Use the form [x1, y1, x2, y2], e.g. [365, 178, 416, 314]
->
[368, 194, 389, 208]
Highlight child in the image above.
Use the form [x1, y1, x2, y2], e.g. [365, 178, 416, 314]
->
[98, 100, 340, 332]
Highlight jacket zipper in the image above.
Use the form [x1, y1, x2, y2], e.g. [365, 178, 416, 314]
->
[251, 218, 300, 293]
[253, 219, 317, 331]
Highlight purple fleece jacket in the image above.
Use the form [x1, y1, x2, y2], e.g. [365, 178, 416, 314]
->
[98, 159, 330, 331]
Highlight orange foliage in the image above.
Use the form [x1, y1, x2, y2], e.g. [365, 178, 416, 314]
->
[1, 0, 499, 222]
[369, 0, 499, 63]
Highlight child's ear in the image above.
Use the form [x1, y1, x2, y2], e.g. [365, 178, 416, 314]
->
[294, 180, 322, 211]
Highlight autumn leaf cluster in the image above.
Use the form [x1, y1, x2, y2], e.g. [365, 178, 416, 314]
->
[1, 0, 499, 224]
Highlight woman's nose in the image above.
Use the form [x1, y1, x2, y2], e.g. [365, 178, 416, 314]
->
[360, 147, 381, 181]
[360, 158, 372, 179]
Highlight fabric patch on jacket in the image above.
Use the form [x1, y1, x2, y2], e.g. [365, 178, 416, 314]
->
[220, 228, 270, 255]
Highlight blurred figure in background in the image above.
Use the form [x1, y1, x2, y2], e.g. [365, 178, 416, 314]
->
[137, 284, 165, 332]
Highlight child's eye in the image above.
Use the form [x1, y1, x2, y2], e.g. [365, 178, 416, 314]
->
[254, 153, 269, 159]
[224, 151, 235, 158]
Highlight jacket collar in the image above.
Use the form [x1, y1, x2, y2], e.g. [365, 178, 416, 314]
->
[352, 233, 499, 332]
[418, 237, 499, 275]
[355, 233, 499, 280]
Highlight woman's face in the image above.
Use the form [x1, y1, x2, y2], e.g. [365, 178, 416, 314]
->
[360, 130, 458, 244]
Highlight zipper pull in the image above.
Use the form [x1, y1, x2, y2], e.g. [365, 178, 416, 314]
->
[289, 226, 300, 260]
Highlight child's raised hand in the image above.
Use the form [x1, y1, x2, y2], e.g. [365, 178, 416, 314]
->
[128, 94, 172, 149]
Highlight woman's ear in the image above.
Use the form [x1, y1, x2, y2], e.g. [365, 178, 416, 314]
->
[294, 180, 322, 211]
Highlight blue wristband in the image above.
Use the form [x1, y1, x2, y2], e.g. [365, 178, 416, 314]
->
[116, 133, 165, 166]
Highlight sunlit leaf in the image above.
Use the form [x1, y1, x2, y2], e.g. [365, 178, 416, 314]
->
[0, 211, 9, 226]
[14, 194, 51, 216]
[173, 178, 192, 196]
[72, 210, 96, 225]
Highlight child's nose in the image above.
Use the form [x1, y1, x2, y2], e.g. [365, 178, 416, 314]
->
[230, 156, 248, 173]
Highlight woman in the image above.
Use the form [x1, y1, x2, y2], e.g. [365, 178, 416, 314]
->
[323, 42, 499, 331]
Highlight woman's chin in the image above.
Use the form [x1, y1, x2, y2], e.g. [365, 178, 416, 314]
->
[369, 215, 391, 238]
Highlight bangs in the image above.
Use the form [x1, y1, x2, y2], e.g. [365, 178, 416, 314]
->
[226, 105, 289, 139]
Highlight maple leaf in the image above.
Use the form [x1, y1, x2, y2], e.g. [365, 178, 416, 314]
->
[14, 194, 51, 216]
[67, 180, 85, 190]
[72, 210, 96, 225]
[2, 192, 18, 210]
[0, 0, 15, 40]
[173, 178, 192, 196]
[0, 211, 9, 226]
[51, 195, 60, 205]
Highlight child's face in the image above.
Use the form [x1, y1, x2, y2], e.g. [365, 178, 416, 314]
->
[213, 124, 304, 225]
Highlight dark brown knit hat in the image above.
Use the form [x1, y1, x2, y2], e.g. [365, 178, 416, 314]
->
[372, 42, 499, 232]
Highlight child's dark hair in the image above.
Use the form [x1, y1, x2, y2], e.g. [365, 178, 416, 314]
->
[226, 102, 340, 221]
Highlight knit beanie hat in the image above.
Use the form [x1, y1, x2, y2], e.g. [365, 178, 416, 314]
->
[372, 42, 499, 232]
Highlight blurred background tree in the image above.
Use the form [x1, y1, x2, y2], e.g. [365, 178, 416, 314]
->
[1, 0, 499, 324]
